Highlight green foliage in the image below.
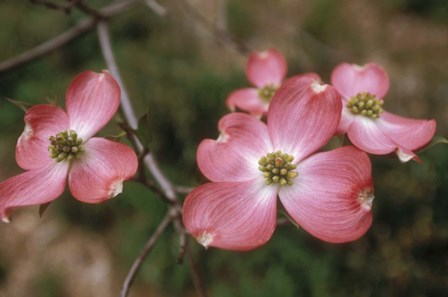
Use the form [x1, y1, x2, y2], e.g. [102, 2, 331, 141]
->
[0, 0, 447, 296]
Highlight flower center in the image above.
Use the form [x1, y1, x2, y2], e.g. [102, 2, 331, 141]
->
[258, 151, 298, 186]
[48, 130, 84, 162]
[258, 84, 278, 103]
[346, 92, 384, 119]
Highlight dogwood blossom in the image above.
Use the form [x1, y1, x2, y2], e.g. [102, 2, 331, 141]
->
[226, 49, 287, 117]
[331, 63, 436, 162]
[183, 76, 374, 251]
[0, 70, 138, 222]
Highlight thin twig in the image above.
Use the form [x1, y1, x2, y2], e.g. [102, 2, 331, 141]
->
[144, 0, 167, 16]
[96, 21, 177, 202]
[186, 241, 208, 297]
[75, 0, 104, 19]
[172, 218, 188, 264]
[178, 0, 251, 56]
[0, 0, 141, 74]
[119, 212, 175, 297]
[29, 0, 77, 13]
[174, 185, 194, 195]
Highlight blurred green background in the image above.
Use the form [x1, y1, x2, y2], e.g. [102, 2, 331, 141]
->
[0, 0, 447, 296]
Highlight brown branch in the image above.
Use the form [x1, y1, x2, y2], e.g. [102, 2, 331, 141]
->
[119, 211, 175, 297]
[186, 241, 208, 297]
[174, 185, 194, 195]
[172, 217, 188, 264]
[29, 0, 77, 14]
[75, 0, 104, 19]
[0, 0, 141, 74]
[97, 21, 195, 297]
[177, 0, 251, 56]
[144, 0, 167, 16]
[97, 20, 177, 202]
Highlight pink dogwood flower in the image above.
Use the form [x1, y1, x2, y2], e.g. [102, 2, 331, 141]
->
[0, 70, 138, 222]
[226, 49, 287, 117]
[183, 76, 374, 251]
[331, 63, 436, 162]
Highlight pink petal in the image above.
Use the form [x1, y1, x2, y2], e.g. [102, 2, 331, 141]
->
[396, 147, 422, 163]
[246, 49, 287, 88]
[268, 76, 341, 161]
[16, 104, 69, 170]
[336, 105, 356, 135]
[347, 118, 397, 155]
[295, 72, 322, 82]
[331, 63, 389, 99]
[226, 88, 268, 117]
[0, 162, 69, 222]
[68, 137, 138, 203]
[66, 70, 121, 140]
[197, 113, 273, 182]
[182, 179, 278, 251]
[278, 146, 373, 243]
[378, 112, 436, 151]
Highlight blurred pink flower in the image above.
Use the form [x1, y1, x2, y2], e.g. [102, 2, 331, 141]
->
[331, 63, 436, 162]
[226, 49, 287, 117]
[0, 70, 138, 222]
[183, 76, 374, 251]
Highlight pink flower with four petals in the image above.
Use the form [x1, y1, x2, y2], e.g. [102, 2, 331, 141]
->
[331, 63, 436, 162]
[0, 70, 138, 222]
[226, 49, 287, 117]
[183, 77, 374, 251]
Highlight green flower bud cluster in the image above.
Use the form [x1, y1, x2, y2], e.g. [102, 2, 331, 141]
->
[258, 151, 298, 186]
[48, 130, 84, 162]
[347, 92, 384, 119]
[258, 84, 278, 103]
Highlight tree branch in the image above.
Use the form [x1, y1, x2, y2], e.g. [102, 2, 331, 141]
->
[97, 20, 177, 202]
[119, 211, 175, 297]
[29, 0, 77, 14]
[0, 0, 141, 74]
[177, 0, 251, 56]
[186, 241, 208, 297]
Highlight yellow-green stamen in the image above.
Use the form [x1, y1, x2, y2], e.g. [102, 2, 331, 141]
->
[258, 151, 298, 186]
[346, 92, 384, 119]
[48, 130, 84, 162]
[258, 84, 278, 103]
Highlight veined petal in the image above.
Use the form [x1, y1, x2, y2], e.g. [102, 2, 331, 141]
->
[278, 146, 373, 243]
[226, 88, 268, 117]
[246, 49, 287, 88]
[378, 112, 436, 151]
[331, 63, 389, 99]
[16, 104, 69, 170]
[0, 162, 69, 222]
[336, 105, 356, 135]
[198, 113, 273, 182]
[66, 70, 121, 140]
[298, 72, 322, 82]
[182, 179, 278, 251]
[68, 138, 138, 203]
[268, 76, 341, 161]
[347, 118, 397, 155]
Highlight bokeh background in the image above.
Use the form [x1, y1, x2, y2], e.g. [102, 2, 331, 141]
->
[0, 0, 447, 296]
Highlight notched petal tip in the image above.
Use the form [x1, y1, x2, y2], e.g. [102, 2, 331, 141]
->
[216, 132, 229, 143]
[21, 122, 33, 139]
[108, 179, 124, 198]
[1, 214, 11, 224]
[396, 148, 421, 163]
[196, 231, 214, 249]
[310, 81, 328, 93]
[257, 50, 270, 59]
[358, 188, 375, 211]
